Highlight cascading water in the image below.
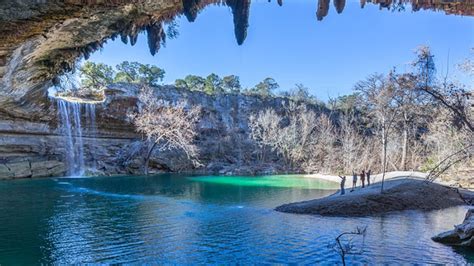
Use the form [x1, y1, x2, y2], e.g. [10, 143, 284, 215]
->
[57, 99, 98, 176]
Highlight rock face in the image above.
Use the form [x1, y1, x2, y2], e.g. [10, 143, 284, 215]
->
[0, 0, 252, 120]
[0, 0, 473, 179]
[0, 83, 320, 179]
[0, 0, 472, 121]
[100, 84, 313, 175]
[432, 208, 474, 248]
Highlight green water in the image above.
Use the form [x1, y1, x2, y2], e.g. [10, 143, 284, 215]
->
[0, 174, 470, 264]
[189, 175, 339, 189]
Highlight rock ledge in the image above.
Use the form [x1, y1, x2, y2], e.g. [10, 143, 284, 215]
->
[432, 208, 474, 248]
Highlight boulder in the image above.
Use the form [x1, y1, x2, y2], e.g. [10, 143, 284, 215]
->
[0, 164, 14, 179]
[31, 160, 67, 178]
[432, 208, 474, 248]
[6, 161, 32, 178]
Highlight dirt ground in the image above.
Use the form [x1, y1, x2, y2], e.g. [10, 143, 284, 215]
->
[276, 177, 473, 216]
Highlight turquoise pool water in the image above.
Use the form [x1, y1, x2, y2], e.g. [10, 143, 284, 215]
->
[0, 174, 471, 264]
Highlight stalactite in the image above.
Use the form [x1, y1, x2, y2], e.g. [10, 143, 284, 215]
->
[146, 22, 165, 56]
[226, 0, 250, 45]
[316, 0, 330, 21]
[120, 33, 128, 44]
[268, 0, 283, 5]
[129, 29, 139, 46]
[334, 0, 346, 13]
[182, 0, 201, 22]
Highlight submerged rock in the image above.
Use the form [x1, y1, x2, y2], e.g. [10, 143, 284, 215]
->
[432, 209, 474, 248]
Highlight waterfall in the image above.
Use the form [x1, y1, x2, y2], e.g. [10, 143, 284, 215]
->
[57, 99, 98, 176]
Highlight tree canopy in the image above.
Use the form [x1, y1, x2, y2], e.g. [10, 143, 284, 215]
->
[247, 77, 279, 97]
[79, 62, 114, 89]
[114, 61, 165, 85]
[78, 61, 165, 89]
[175, 74, 242, 95]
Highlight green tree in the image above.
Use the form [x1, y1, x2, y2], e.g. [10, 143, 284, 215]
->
[204, 73, 224, 94]
[281, 84, 321, 105]
[175, 78, 188, 89]
[114, 61, 165, 85]
[79, 62, 114, 88]
[175, 75, 206, 92]
[222, 75, 241, 93]
[114, 61, 141, 83]
[138, 64, 165, 86]
[249, 77, 279, 97]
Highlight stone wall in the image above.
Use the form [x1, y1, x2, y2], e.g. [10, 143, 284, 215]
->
[0, 83, 323, 179]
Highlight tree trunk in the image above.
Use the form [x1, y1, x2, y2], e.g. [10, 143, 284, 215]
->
[381, 121, 387, 193]
[381, 139, 387, 193]
[336, 236, 346, 266]
[400, 116, 408, 171]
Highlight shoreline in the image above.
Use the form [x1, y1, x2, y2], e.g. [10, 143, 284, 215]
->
[303, 171, 428, 188]
[276, 174, 473, 217]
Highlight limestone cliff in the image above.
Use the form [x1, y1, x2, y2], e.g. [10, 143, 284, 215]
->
[0, 0, 473, 179]
[0, 0, 251, 120]
[0, 84, 325, 179]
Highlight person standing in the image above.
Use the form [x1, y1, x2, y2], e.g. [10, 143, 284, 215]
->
[351, 170, 357, 192]
[338, 175, 346, 195]
[367, 169, 371, 186]
[360, 170, 366, 188]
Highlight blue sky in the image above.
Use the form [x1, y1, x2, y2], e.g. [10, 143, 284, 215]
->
[87, 0, 474, 100]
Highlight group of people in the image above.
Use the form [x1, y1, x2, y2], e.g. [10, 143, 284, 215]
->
[338, 169, 372, 195]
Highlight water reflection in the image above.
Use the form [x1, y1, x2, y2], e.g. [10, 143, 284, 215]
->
[0, 175, 471, 264]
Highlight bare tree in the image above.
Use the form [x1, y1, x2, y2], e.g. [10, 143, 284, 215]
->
[411, 47, 473, 181]
[413, 46, 473, 133]
[130, 86, 202, 174]
[311, 113, 337, 173]
[458, 48, 474, 77]
[355, 74, 399, 192]
[249, 102, 335, 172]
[424, 109, 473, 181]
[390, 72, 431, 170]
[329, 226, 367, 266]
[280, 102, 321, 168]
[337, 113, 374, 173]
[249, 108, 282, 162]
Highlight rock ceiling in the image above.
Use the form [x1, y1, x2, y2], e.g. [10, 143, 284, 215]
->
[0, 0, 472, 120]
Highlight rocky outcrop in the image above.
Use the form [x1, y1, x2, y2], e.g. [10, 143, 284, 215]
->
[373, 0, 474, 16]
[275, 178, 469, 216]
[0, 83, 322, 179]
[0, 160, 66, 179]
[432, 208, 474, 248]
[1, 0, 472, 121]
[0, 0, 183, 120]
[102, 84, 315, 175]
[0, 0, 254, 120]
[0, 0, 472, 179]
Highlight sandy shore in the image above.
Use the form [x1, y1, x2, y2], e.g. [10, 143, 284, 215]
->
[304, 171, 427, 188]
[276, 172, 473, 217]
